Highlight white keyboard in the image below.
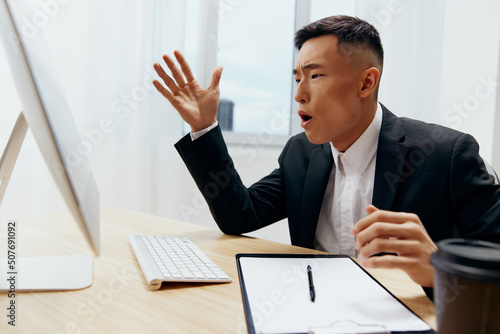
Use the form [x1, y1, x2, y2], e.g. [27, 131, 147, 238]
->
[129, 234, 232, 290]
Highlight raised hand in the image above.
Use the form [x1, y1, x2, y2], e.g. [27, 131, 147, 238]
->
[153, 50, 223, 132]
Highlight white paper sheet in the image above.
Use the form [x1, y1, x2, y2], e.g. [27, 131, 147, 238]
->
[238, 256, 432, 334]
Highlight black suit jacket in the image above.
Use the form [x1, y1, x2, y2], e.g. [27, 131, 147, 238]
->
[175, 106, 500, 248]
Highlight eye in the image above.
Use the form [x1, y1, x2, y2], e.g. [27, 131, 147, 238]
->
[312, 74, 323, 79]
[295, 78, 301, 84]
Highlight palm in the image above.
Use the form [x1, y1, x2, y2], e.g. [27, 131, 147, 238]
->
[153, 50, 223, 132]
[175, 80, 220, 128]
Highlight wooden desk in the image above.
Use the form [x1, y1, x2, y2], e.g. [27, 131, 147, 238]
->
[1, 208, 436, 333]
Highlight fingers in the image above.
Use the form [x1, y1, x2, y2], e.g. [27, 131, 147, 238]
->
[152, 79, 174, 103]
[163, 53, 186, 88]
[152, 61, 186, 110]
[359, 253, 435, 285]
[162, 50, 196, 88]
[352, 207, 421, 235]
[174, 50, 196, 83]
[365, 204, 378, 215]
[209, 66, 223, 90]
[354, 221, 423, 251]
[359, 248, 416, 268]
[358, 243, 436, 287]
[152, 51, 198, 102]
[153, 62, 180, 95]
[357, 234, 422, 259]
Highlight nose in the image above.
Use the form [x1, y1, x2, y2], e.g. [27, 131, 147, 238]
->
[294, 81, 309, 104]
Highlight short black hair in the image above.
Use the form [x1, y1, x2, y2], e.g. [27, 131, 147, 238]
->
[294, 15, 384, 71]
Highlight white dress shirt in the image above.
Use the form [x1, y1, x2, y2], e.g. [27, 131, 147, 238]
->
[314, 104, 383, 256]
[190, 121, 219, 141]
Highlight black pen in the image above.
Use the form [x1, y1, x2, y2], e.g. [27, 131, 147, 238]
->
[307, 265, 315, 302]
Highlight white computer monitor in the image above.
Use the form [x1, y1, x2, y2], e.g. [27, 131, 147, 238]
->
[0, 0, 100, 290]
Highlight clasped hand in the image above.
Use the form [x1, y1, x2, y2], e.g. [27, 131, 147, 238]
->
[351, 205, 438, 287]
[152, 50, 223, 132]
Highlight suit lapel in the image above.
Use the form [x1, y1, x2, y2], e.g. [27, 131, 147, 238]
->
[372, 106, 409, 210]
[299, 144, 333, 247]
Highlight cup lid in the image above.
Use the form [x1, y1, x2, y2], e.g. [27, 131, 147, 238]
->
[431, 239, 500, 282]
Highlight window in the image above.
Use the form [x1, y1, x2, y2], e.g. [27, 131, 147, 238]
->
[216, 0, 295, 139]
[192, 0, 449, 148]
[194, 0, 306, 146]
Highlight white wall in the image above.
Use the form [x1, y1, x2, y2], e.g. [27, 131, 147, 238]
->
[438, 0, 500, 168]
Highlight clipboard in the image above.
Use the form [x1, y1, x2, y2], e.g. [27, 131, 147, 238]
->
[236, 254, 434, 334]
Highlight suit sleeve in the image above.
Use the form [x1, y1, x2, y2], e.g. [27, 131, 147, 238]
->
[449, 133, 500, 242]
[174, 125, 288, 235]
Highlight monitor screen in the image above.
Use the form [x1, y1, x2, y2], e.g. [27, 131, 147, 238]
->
[0, 0, 100, 255]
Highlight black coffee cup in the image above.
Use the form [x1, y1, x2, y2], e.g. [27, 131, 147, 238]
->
[430, 239, 500, 334]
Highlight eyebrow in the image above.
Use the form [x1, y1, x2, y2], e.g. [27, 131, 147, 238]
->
[293, 63, 324, 75]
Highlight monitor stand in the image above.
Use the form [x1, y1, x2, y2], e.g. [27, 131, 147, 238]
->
[0, 112, 92, 291]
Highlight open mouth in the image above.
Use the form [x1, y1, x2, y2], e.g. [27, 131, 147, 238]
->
[298, 111, 312, 128]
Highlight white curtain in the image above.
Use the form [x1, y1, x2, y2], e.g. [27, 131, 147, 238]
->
[0, 0, 190, 220]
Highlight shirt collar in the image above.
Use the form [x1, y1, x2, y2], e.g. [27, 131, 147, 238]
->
[331, 103, 383, 174]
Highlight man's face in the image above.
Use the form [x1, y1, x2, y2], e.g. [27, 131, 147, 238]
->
[293, 35, 372, 150]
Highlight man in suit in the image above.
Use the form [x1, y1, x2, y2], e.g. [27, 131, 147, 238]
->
[152, 15, 500, 295]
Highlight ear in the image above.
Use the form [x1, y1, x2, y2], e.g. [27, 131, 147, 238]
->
[359, 67, 381, 98]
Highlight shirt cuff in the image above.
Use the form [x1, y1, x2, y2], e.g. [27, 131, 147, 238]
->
[190, 121, 219, 141]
